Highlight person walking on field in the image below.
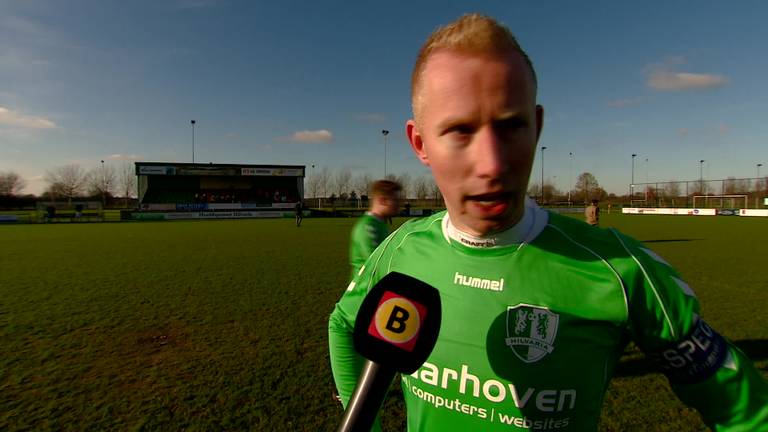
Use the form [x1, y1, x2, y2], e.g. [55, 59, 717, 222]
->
[295, 200, 304, 227]
[585, 198, 600, 226]
[347, 180, 401, 280]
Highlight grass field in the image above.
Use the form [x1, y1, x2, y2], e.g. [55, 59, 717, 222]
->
[1, 213, 766, 431]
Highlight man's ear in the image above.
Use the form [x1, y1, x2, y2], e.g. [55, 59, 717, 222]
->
[535, 105, 544, 142]
[406, 120, 430, 167]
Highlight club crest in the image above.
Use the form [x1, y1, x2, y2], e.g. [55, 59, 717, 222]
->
[505, 304, 559, 363]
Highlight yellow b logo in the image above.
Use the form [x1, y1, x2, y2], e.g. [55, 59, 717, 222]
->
[374, 297, 421, 344]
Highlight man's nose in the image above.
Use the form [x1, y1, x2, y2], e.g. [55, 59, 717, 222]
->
[473, 127, 506, 179]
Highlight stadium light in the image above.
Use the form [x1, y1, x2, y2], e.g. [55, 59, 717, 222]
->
[382, 130, 389, 178]
[191, 120, 196, 164]
[540, 146, 547, 204]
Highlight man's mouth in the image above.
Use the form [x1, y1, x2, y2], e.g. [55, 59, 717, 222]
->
[467, 191, 510, 202]
[466, 192, 511, 217]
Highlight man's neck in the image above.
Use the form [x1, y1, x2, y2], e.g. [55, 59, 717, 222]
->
[368, 210, 387, 221]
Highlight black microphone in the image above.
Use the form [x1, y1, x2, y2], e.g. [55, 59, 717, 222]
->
[337, 272, 441, 432]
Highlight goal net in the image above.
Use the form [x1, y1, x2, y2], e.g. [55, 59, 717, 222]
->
[692, 195, 747, 209]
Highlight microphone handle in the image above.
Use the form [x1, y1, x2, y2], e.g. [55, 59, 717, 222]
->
[337, 361, 396, 432]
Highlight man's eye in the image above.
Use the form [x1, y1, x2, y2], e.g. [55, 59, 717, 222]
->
[446, 125, 474, 136]
[496, 118, 527, 132]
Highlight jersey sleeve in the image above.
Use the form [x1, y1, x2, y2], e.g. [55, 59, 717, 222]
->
[329, 236, 394, 431]
[349, 218, 386, 278]
[612, 230, 768, 430]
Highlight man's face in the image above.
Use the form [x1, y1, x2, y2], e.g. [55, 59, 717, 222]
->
[407, 50, 543, 236]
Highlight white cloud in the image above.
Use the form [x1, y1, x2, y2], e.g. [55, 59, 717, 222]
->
[284, 129, 334, 144]
[0, 106, 56, 129]
[105, 154, 143, 161]
[356, 113, 387, 123]
[648, 71, 728, 91]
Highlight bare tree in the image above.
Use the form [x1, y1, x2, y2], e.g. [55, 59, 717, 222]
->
[413, 176, 429, 200]
[44, 164, 87, 202]
[429, 177, 443, 206]
[383, 172, 412, 199]
[398, 172, 412, 199]
[86, 163, 117, 198]
[118, 161, 137, 206]
[575, 172, 600, 203]
[543, 180, 560, 202]
[0, 171, 26, 196]
[333, 168, 352, 197]
[307, 172, 320, 199]
[317, 166, 331, 198]
[663, 181, 681, 199]
[42, 182, 66, 200]
[353, 172, 373, 198]
[527, 183, 542, 200]
[724, 177, 749, 194]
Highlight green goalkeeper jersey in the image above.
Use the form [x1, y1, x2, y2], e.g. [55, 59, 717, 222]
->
[329, 201, 768, 431]
[349, 213, 391, 281]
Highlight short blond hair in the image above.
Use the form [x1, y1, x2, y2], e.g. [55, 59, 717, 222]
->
[370, 179, 402, 198]
[411, 14, 537, 122]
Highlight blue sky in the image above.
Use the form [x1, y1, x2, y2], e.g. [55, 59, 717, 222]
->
[1, 0, 767, 196]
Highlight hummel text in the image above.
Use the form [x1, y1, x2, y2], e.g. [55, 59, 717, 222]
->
[454, 272, 504, 292]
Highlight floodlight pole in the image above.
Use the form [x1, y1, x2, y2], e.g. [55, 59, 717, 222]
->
[191, 120, 196, 164]
[758, 163, 763, 207]
[568, 152, 573, 205]
[540, 146, 547, 204]
[631, 153, 637, 203]
[382, 130, 389, 178]
[101, 159, 106, 207]
[700, 159, 706, 207]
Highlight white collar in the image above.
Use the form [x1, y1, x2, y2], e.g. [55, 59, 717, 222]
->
[441, 197, 548, 248]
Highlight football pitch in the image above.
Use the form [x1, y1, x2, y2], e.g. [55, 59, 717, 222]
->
[1, 214, 766, 431]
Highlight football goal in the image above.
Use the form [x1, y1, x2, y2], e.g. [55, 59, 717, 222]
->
[692, 195, 747, 209]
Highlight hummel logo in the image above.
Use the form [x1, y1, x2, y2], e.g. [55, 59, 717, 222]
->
[453, 272, 504, 292]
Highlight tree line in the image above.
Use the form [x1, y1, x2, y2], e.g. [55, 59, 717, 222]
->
[3, 164, 764, 208]
[305, 167, 442, 202]
[0, 161, 137, 206]
[527, 172, 610, 204]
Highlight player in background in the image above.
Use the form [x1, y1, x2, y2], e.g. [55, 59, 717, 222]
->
[295, 200, 304, 227]
[348, 180, 401, 280]
[585, 198, 600, 226]
[329, 14, 768, 431]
